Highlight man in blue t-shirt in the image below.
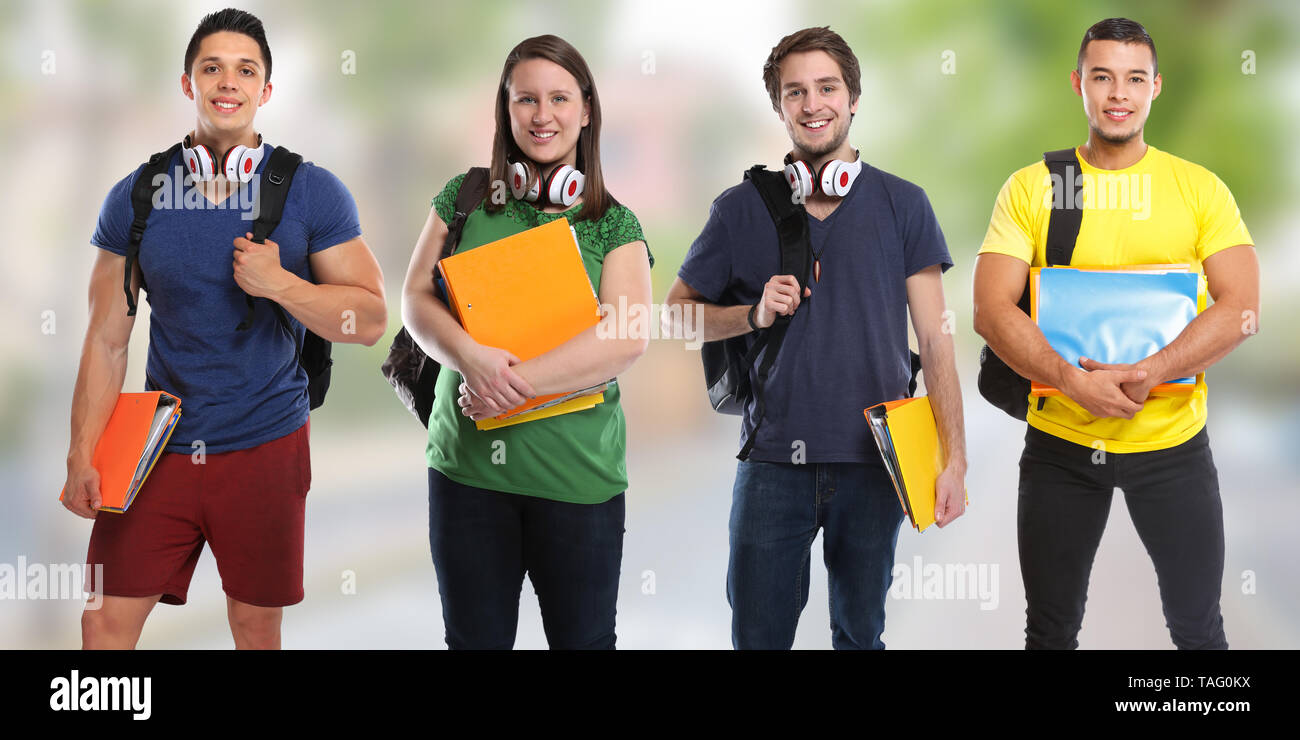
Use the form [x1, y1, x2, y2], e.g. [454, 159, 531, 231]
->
[666, 27, 969, 649]
[60, 9, 387, 649]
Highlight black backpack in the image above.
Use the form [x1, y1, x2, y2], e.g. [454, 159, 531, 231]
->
[702, 165, 921, 460]
[124, 142, 332, 409]
[381, 167, 491, 427]
[976, 148, 1083, 419]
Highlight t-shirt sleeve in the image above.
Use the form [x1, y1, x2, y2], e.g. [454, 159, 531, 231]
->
[677, 197, 733, 304]
[305, 165, 363, 254]
[899, 184, 954, 276]
[432, 173, 469, 225]
[978, 172, 1037, 265]
[1195, 173, 1253, 262]
[598, 205, 653, 267]
[90, 171, 139, 257]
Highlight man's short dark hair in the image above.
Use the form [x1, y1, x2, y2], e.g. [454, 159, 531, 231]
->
[184, 8, 272, 83]
[1078, 18, 1157, 76]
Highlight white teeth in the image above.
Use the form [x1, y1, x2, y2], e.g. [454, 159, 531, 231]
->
[805, 120, 828, 128]
[215, 101, 238, 109]
[533, 131, 556, 139]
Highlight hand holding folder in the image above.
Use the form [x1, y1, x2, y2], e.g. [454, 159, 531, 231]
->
[864, 396, 966, 533]
[438, 218, 609, 430]
[60, 391, 182, 513]
[1030, 265, 1205, 398]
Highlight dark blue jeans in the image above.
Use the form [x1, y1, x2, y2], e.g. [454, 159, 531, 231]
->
[727, 460, 905, 650]
[427, 468, 625, 650]
[1018, 426, 1227, 650]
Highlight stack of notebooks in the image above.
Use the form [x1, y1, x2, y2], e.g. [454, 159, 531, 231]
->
[59, 391, 181, 513]
[864, 396, 960, 533]
[438, 218, 609, 430]
[1030, 264, 1205, 397]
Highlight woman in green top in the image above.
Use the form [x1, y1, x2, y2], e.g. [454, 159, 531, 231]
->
[400, 35, 653, 649]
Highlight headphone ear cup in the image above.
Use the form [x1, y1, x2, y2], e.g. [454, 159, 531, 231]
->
[784, 161, 813, 200]
[821, 159, 860, 197]
[816, 160, 840, 197]
[223, 144, 263, 183]
[187, 144, 216, 181]
[509, 161, 532, 200]
[549, 166, 584, 207]
[543, 165, 569, 206]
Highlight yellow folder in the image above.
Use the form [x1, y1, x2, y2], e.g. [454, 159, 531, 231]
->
[864, 396, 956, 533]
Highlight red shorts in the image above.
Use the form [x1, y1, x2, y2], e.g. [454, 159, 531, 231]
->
[86, 421, 311, 607]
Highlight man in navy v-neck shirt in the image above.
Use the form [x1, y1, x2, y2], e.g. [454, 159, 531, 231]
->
[60, 9, 387, 650]
[667, 27, 969, 649]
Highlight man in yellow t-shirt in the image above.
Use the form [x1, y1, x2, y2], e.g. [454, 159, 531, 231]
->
[973, 18, 1259, 649]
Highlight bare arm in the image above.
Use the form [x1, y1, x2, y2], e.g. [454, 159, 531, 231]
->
[62, 250, 139, 518]
[663, 274, 810, 342]
[972, 252, 1146, 418]
[905, 265, 966, 527]
[232, 233, 387, 346]
[400, 206, 536, 413]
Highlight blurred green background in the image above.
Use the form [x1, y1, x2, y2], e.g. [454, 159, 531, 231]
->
[2, 0, 1296, 648]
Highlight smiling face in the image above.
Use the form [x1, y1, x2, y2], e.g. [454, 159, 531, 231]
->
[506, 57, 590, 171]
[1072, 39, 1161, 146]
[181, 31, 271, 138]
[776, 50, 859, 160]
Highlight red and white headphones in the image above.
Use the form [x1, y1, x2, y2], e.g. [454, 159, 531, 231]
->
[508, 160, 585, 208]
[783, 151, 862, 199]
[182, 133, 265, 183]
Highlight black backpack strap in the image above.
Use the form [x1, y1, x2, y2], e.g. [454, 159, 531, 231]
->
[745, 166, 813, 290]
[236, 146, 303, 331]
[443, 167, 490, 260]
[1042, 148, 1083, 267]
[430, 167, 490, 302]
[123, 142, 183, 316]
[735, 166, 813, 461]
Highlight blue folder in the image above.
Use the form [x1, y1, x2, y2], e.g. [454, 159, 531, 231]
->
[1034, 267, 1200, 389]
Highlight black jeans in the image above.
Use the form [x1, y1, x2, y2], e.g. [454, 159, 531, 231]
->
[427, 468, 625, 650]
[1017, 426, 1227, 650]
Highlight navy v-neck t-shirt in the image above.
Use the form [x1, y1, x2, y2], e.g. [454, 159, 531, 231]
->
[679, 162, 952, 464]
[91, 144, 361, 453]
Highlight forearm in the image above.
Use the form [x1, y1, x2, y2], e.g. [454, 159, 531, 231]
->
[918, 333, 966, 473]
[273, 273, 387, 345]
[514, 317, 646, 396]
[665, 296, 754, 342]
[976, 301, 1080, 390]
[67, 336, 129, 468]
[1141, 298, 1257, 383]
[399, 287, 477, 374]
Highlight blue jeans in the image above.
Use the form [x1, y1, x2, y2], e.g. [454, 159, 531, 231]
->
[427, 468, 625, 650]
[727, 460, 905, 649]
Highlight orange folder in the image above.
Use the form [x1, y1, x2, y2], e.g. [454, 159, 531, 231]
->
[437, 218, 606, 430]
[59, 391, 182, 513]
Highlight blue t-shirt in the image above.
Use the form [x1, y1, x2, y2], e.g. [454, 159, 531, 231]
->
[679, 162, 952, 463]
[91, 143, 361, 453]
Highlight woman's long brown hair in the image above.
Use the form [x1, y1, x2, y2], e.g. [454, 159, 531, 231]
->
[487, 35, 613, 222]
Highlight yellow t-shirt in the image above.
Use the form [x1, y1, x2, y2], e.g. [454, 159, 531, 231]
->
[978, 145, 1252, 453]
